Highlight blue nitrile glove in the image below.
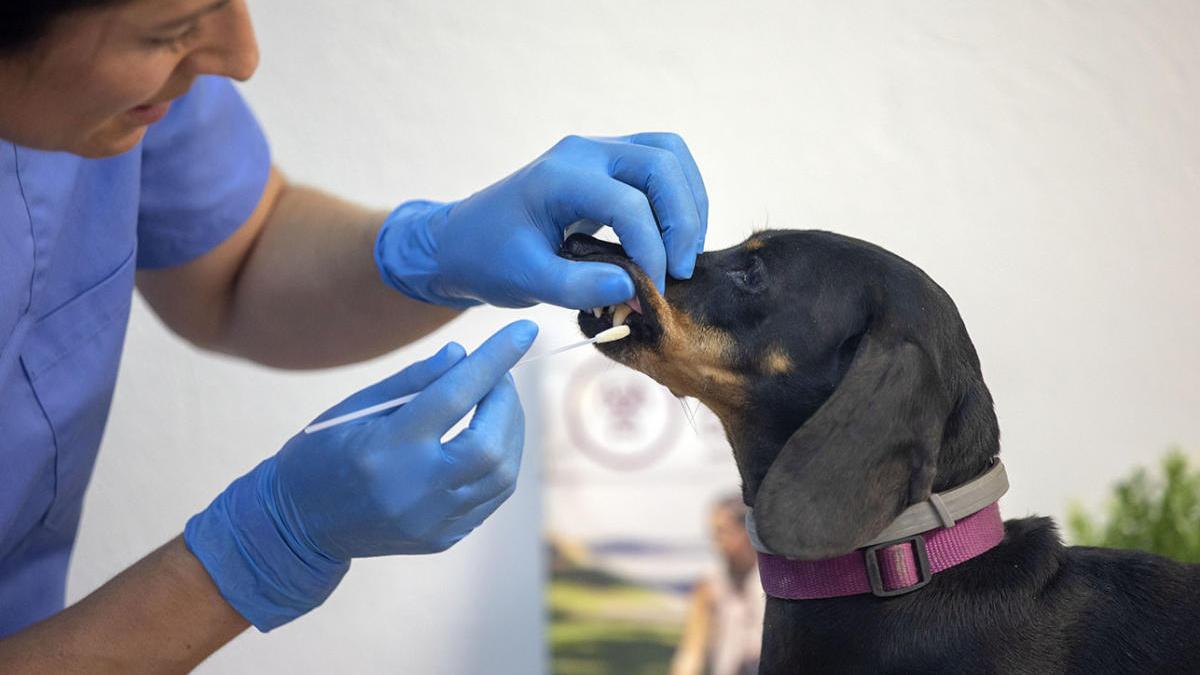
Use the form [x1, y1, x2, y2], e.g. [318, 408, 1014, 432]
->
[184, 320, 538, 631]
[375, 132, 709, 310]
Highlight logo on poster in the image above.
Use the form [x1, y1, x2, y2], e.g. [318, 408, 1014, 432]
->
[564, 357, 681, 471]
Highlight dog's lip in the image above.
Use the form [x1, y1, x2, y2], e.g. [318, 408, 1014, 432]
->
[562, 249, 661, 342]
[575, 285, 655, 341]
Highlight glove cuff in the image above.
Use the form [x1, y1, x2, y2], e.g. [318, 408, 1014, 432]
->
[374, 200, 482, 309]
[184, 459, 350, 632]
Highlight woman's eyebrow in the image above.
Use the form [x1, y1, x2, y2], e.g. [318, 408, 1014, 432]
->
[153, 0, 232, 31]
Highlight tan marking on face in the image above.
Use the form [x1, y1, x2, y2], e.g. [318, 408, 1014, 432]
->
[609, 267, 746, 426]
[761, 346, 793, 374]
[745, 237, 766, 251]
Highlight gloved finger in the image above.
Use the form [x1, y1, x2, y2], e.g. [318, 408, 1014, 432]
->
[604, 141, 702, 279]
[307, 342, 467, 426]
[395, 320, 538, 437]
[405, 369, 519, 542]
[547, 172, 667, 292]
[440, 485, 518, 542]
[610, 132, 709, 252]
[440, 373, 523, 488]
[520, 251, 635, 309]
[487, 233, 632, 309]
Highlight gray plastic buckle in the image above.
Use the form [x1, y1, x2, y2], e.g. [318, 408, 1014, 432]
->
[864, 535, 931, 597]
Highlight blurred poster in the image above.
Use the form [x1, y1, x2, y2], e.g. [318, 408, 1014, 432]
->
[538, 321, 763, 675]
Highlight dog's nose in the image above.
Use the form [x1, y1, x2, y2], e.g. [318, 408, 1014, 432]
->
[561, 233, 629, 260]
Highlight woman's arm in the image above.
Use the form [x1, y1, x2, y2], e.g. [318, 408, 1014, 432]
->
[0, 537, 247, 674]
[669, 579, 713, 675]
[137, 167, 461, 369]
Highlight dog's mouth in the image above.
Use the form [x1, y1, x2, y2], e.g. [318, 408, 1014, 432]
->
[562, 233, 744, 417]
[561, 234, 667, 358]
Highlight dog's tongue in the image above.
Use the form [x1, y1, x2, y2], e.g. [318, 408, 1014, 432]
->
[627, 296, 642, 314]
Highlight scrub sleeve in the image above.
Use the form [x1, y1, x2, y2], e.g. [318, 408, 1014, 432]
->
[0, 75, 270, 637]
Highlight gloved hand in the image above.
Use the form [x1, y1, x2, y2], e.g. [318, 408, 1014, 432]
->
[375, 132, 708, 309]
[184, 320, 538, 631]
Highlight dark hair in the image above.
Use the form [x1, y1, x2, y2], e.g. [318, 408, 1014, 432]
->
[0, 0, 128, 54]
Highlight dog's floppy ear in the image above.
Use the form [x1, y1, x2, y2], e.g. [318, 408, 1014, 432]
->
[754, 331, 950, 560]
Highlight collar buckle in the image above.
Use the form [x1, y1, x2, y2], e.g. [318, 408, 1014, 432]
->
[864, 534, 932, 597]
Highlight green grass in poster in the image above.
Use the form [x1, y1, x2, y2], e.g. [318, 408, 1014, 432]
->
[549, 566, 684, 675]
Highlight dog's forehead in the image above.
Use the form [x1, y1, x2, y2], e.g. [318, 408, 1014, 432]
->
[743, 229, 789, 249]
[739, 230, 927, 291]
[739, 230, 841, 261]
[755, 229, 842, 250]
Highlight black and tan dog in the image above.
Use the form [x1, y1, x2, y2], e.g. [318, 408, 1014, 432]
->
[564, 230, 1200, 674]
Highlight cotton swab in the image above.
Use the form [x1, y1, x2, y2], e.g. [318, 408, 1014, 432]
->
[302, 325, 632, 434]
[509, 324, 630, 368]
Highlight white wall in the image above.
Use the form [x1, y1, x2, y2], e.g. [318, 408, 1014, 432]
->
[69, 1, 1200, 673]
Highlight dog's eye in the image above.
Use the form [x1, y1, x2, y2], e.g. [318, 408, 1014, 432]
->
[728, 256, 766, 292]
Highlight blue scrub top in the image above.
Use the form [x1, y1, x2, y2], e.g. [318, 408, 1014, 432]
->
[0, 75, 270, 636]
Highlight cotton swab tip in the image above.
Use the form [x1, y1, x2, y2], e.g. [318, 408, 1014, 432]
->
[594, 325, 631, 343]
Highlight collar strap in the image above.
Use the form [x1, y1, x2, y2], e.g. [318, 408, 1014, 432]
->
[747, 460, 1009, 599]
[757, 503, 1004, 598]
[745, 460, 1008, 554]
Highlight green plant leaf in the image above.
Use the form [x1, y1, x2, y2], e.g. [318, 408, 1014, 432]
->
[1066, 448, 1200, 563]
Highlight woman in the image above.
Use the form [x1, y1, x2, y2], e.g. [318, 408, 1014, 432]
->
[0, 0, 708, 670]
[671, 496, 764, 675]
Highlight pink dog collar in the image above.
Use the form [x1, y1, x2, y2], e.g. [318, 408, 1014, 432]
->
[757, 502, 1005, 599]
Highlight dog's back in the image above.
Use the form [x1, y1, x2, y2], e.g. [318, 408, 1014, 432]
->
[763, 516, 1200, 674]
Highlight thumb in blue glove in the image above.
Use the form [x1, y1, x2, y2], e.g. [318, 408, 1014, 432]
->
[375, 132, 709, 310]
[184, 320, 538, 631]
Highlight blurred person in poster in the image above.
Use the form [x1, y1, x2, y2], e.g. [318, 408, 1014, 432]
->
[670, 495, 764, 675]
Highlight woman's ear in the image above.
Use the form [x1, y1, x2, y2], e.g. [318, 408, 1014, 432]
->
[753, 332, 950, 560]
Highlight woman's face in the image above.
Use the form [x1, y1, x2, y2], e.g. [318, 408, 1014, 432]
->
[710, 506, 755, 565]
[0, 0, 258, 158]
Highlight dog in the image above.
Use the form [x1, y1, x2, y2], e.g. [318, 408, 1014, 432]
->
[563, 230, 1200, 674]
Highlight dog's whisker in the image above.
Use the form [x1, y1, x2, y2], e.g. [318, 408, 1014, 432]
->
[677, 395, 699, 436]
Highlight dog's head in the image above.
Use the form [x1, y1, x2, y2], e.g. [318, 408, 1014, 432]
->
[564, 230, 999, 560]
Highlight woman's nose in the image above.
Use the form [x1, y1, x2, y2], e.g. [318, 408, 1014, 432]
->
[186, 1, 260, 82]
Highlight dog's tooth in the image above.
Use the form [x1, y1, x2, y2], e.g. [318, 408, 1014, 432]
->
[612, 304, 632, 327]
[591, 307, 602, 318]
